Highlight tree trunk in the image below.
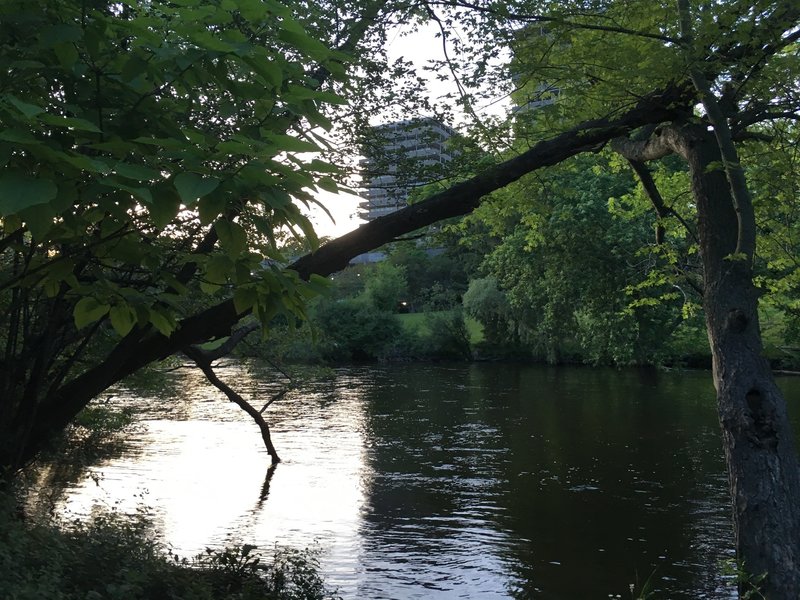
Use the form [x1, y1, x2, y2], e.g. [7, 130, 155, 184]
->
[687, 125, 800, 596]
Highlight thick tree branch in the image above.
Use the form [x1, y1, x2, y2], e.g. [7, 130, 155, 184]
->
[29, 82, 694, 467]
[627, 159, 698, 245]
[610, 125, 687, 162]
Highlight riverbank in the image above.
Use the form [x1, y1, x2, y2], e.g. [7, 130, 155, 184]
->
[0, 492, 338, 600]
[242, 307, 800, 371]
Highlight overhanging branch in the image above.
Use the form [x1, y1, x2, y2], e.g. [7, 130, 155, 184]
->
[34, 83, 694, 461]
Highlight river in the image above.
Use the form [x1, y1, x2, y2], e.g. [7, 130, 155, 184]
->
[51, 362, 800, 598]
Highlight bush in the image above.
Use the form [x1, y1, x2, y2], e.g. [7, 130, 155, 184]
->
[311, 298, 408, 361]
[412, 311, 473, 360]
[0, 492, 339, 600]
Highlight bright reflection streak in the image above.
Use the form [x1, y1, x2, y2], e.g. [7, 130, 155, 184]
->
[56, 364, 370, 593]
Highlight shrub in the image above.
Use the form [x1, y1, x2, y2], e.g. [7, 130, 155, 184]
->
[0, 492, 339, 600]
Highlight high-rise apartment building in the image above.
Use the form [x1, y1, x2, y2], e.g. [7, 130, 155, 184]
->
[358, 118, 457, 222]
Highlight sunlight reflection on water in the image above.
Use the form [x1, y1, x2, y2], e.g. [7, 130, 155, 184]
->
[50, 362, 796, 598]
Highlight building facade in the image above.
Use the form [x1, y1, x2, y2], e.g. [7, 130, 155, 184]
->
[358, 117, 457, 222]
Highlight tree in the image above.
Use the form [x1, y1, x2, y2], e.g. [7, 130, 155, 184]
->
[1, 0, 799, 595]
[363, 261, 408, 311]
[462, 153, 689, 365]
[0, 0, 385, 474]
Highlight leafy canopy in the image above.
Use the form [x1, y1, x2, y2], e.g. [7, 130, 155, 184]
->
[0, 0, 345, 339]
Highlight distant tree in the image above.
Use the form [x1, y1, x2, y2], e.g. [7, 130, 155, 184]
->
[363, 262, 408, 312]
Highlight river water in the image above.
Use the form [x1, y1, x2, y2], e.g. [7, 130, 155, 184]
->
[52, 362, 800, 599]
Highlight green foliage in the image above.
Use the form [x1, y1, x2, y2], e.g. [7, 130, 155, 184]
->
[458, 154, 702, 365]
[386, 242, 472, 311]
[747, 126, 800, 350]
[720, 559, 768, 600]
[0, 493, 339, 600]
[311, 298, 406, 361]
[418, 310, 473, 360]
[363, 262, 409, 312]
[462, 276, 517, 349]
[0, 0, 351, 468]
[0, 0, 347, 330]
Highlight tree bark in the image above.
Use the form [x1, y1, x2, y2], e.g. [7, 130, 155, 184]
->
[688, 126, 800, 597]
[615, 122, 800, 596]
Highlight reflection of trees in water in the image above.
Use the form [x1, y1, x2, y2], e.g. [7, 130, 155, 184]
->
[26, 359, 296, 519]
[357, 364, 736, 598]
[489, 367, 731, 598]
[357, 365, 514, 590]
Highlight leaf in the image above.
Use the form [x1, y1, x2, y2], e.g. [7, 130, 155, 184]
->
[0, 172, 57, 216]
[148, 309, 176, 336]
[278, 21, 331, 62]
[39, 114, 102, 133]
[199, 192, 227, 224]
[109, 303, 136, 336]
[4, 95, 45, 118]
[215, 218, 248, 256]
[19, 203, 56, 239]
[73, 297, 110, 329]
[174, 172, 220, 204]
[147, 194, 180, 229]
[206, 254, 233, 285]
[114, 162, 162, 181]
[53, 42, 79, 70]
[233, 285, 258, 314]
[44, 279, 61, 298]
[0, 129, 37, 144]
[317, 177, 339, 194]
[266, 134, 319, 153]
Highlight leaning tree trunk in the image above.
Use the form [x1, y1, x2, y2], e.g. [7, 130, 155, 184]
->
[687, 125, 800, 596]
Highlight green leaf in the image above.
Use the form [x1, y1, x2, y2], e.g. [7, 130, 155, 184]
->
[73, 297, 110, 329]
[0, 129, 37, 144]
[4, 95, 45, 118]
[266, 134, 319, 153]
[44, 279, 61, 298]
[148, 309, 176, 336]
[233, 286, 258, 314]
[109, 303, 136, 336]
[19, 203, 56, 239]
[199, 192, 227, 224]
[147, 194, 180, 229]
[240, 55, 283, 88]
[39, 114, 102, 133]
[54, 43, 80, 70]
[0, 172, 57, 216]
[204, 254, 233, 289]
[39, 23, 82, 45]
[215, 219, 248, 256]
[174, 172, 220, 204]
[317, 177, 339, 194]
[114, 162, 162, 181]
[278, 20, 331, 62]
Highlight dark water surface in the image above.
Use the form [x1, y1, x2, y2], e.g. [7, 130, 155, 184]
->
[55, 363, 800, 598]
